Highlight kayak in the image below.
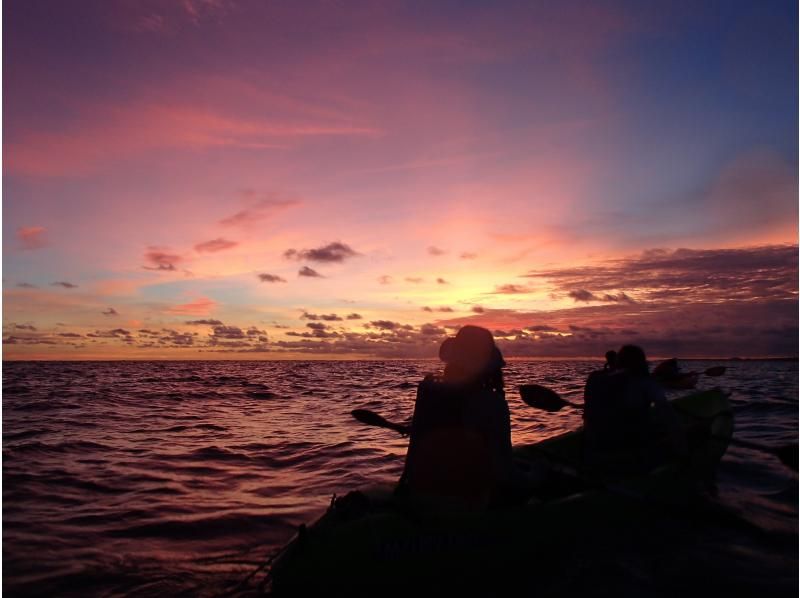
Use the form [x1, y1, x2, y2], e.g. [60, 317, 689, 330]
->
[267, 389, 732, 594]
[656, 371, 700, 390]
[266, 389, 733, 595]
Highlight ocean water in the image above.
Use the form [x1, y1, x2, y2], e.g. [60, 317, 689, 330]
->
[2, 359, 797, 596]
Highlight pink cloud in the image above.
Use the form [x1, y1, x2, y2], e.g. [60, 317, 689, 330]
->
[219, 193, 300, 227]
[167, 297, 218, 316]
[5, 3, 628, 183]
[181, 0, 232, 25]
[132, 13, 167, 33]
[121, 0, 231, 34]
[194, 238, 238, 253]
[17, 226, 47, 250]
[143, 248, 182, 271]
[6, 101, 380, 177]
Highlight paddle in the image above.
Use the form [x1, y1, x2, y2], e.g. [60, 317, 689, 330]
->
[519, 384, 581, 412]
[518, 384, 798, 471]
[350, 409, 410, 436]
[655, 359, 727, 378]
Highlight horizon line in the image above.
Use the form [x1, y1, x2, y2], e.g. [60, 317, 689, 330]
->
[3, 356, 798, 363]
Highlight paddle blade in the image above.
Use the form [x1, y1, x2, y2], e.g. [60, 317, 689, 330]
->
[351, 409, 389, 428]
[704, 366, 727, 377]
[777, 443, 798, 471]
[518, 384, 569, 412]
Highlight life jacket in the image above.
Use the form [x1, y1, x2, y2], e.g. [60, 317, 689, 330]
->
[400, 378, 507, 508]
[583, 370, 650, 454]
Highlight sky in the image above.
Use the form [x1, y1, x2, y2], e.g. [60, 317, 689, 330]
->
[3, 0, 798, 360]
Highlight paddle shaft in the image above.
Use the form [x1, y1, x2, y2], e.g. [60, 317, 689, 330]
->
[350, 409, 410, 436]
[560, 397, 583, 410]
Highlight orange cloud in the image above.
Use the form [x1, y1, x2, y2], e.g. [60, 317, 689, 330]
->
[92, 279, 146, 297]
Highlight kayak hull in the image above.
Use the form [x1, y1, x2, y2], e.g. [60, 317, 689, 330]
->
[657, 372, 700, 389]
[268, 389, 733, 595]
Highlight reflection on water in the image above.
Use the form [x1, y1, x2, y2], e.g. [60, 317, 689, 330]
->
[3, 360, 797, 595]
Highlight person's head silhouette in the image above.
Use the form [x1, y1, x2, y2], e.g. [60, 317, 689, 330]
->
[439, 325, 505, 387]
[617, 344, 649, 377]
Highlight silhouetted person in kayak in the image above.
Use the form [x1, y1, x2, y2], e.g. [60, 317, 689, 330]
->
[653, 357, 680, 379]
[581, 349, 618, 430]
[651, 357, 702, 389]
[583, 344, 686, 473]
[398, 326, 514, 508]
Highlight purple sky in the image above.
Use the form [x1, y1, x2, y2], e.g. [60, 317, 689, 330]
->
[3, 0, 797, 359]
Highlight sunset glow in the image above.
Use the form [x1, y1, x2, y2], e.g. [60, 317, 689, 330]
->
[3, 0, 797, 359]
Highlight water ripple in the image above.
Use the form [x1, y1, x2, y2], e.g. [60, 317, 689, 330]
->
[3, 359, 797, 596]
